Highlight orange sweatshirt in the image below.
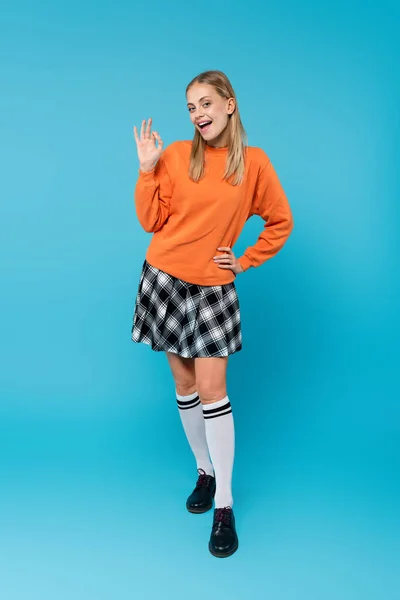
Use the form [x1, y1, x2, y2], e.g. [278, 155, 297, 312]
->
[134, 140, 293, 286]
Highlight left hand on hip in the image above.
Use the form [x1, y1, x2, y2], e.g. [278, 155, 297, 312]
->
[213, 247, 244, 275]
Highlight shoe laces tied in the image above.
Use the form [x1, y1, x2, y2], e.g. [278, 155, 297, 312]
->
[196, 469, 212, 488]
[215, 507, 232, 525]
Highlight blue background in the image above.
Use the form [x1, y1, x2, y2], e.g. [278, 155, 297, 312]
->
[1, 0, 399, 598]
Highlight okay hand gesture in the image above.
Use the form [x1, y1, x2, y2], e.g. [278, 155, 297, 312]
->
[133, 118, 163, 172]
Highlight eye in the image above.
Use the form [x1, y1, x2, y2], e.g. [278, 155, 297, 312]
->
[188, 107, 195, 112]
[203, 102, 210, 107]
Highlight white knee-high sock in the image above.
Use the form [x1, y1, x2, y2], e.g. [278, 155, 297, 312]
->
[176, 390, 214, 476]
[202, 396, 235, 508]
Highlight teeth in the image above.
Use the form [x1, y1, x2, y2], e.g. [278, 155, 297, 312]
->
[199, 121, 211, 127]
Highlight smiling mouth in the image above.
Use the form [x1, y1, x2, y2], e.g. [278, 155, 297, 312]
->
[197, 120, 212, 133]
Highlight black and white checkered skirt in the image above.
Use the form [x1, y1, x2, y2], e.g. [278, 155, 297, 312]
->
[131, 260, 242, 358]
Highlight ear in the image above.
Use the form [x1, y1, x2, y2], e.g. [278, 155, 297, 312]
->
[227, 97, 236, 115]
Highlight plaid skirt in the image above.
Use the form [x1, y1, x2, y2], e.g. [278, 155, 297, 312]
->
[131, 260, 242, 358]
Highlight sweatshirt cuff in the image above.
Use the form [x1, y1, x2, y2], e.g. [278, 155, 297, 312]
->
[238, 255, 252, 272]
[137, 168, 157, 186]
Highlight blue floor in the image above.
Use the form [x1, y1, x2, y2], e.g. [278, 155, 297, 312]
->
[1, 362, 398, 600]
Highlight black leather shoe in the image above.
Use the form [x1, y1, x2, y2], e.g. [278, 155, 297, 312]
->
[209, 507, 238, 558]
[186, 469, 216, 514]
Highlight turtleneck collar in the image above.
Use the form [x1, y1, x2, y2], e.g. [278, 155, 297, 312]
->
[204, 143, 228, 154]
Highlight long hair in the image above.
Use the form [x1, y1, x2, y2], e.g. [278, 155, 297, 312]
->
[186, 70, 247, 186]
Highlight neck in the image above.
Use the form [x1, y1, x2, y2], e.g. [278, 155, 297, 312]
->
[206, 129, 229, 148]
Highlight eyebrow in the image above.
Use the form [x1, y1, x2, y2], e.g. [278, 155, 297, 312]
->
[187, 96, 211, 106]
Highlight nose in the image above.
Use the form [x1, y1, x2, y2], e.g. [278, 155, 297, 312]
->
[193, 108, 205, 120]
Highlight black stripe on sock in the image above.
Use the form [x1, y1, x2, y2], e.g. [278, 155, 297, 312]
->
[177, 395, 200, 409]
[176, 395, 200, 405]
[178, 400, 201, 410]
[202, 401, 231, 416]
[204, 408, 232, 420]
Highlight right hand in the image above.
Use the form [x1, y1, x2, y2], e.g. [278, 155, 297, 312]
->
[133, 118, 163, 172]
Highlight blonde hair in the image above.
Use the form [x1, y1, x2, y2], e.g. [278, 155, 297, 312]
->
[186, 70, 247, 186]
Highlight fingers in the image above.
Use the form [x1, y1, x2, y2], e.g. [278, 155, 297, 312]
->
[135, 119, 160, 146]
[213, 253, 233, 267]
[152, 131, 163, 149]
[213, 253, 230, 260]
[145, 118, 152, 138]
[214, 257, 232, 264]
[214, 248, 233, 261]
[213, 247, 233, 261]
[213, 247, 241, 274]
[214, 246, 235, 267]
[138, 119, 152, 140]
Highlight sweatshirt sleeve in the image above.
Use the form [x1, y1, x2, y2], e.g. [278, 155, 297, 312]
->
[134, 148, 173, 233]
[238, 159, 294, 272]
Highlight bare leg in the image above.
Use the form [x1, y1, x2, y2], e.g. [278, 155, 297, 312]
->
[166, 352, 213, 475]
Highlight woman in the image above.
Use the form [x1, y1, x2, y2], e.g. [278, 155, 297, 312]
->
[131, 70, 294, 558]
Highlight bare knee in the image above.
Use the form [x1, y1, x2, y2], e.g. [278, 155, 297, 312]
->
[197, 382, 227, 405]
[195, 357, 228, 405]
[175, 379, 197, 397]
[166, 352, 197, 397]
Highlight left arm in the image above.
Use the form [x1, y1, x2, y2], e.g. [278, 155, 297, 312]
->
[237, 159, 294, 272]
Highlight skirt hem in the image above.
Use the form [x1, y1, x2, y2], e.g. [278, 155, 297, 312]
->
[131, 335, 242, 359]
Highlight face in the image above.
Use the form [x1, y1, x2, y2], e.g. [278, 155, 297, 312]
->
[186, 83, 235, 146]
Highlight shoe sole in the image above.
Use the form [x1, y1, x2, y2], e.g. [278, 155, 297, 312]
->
[186, 488, 216, 514]
[208, 541, 239, 558]
[186, 503, 213, 514]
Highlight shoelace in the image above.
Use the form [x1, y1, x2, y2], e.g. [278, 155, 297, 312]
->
[214, 507, 232, 526]
[196, 471, 213, 489]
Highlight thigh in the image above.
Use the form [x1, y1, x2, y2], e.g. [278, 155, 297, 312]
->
[165, 352, 197, 396]
[194, 357, 228, 404]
